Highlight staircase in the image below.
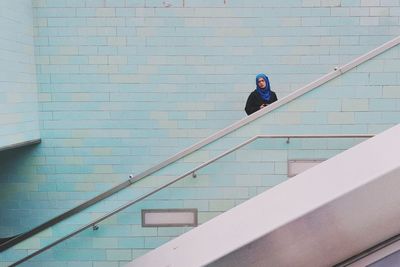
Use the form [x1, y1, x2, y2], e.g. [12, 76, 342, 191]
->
[127, 124, 400, 267]
[1, 36, 400, 266]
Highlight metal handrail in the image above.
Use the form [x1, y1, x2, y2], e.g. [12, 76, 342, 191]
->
[3, 36, 399, 253]
[11, 134, 374, 266]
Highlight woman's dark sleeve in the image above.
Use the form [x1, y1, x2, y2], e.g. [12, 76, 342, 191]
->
[271, 91, 278, 103]
[245, 93, 259, 115]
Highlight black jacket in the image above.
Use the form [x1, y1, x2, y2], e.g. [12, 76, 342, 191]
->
[245, 90, 278, 115]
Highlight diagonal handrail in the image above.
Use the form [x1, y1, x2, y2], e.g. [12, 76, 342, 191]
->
[2, 35, 398, 252]
[10, 134, 374, 266]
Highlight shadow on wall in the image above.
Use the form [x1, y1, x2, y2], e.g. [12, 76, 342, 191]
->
[0, 143, 41, 237]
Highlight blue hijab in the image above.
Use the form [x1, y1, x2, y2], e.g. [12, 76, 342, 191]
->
[255, 73, 271, 101]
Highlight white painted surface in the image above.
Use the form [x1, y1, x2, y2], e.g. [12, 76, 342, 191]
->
[143, 210, 196, 226]
[126, 124, 400, 267]
[287, 159, 325, 177]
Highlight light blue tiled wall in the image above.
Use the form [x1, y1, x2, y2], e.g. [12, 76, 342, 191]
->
[0, 0, 40, 149]
[2, 35, 400, 267]
[0, 137, 369, 266]
[1, 0, 400, 265]
[30, 0, 400, 201]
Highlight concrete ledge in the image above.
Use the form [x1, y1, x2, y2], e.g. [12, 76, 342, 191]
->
[0, 139, 41, 152]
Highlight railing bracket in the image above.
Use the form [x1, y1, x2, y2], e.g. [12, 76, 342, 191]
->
[128, 174, 136, 184]
[192, 172, 197, 178]
[92, 225, 99, 231]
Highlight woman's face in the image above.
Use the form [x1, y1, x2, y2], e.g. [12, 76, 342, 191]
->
[257, 78, 266, 89]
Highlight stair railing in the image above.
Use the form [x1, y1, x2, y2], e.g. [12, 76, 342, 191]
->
[10, 134, 374, 266]
[2, 35, 399, 253]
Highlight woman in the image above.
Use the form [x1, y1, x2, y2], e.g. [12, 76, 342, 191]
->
[245, 73, 278, 115]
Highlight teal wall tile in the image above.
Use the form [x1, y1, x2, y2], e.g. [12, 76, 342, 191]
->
[144, 237, 172, 249]
[106, 249, 132, 261]
[118, 237, 145, 249]
[0, 0, 40, 149]
[2, 1, 400, 266]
